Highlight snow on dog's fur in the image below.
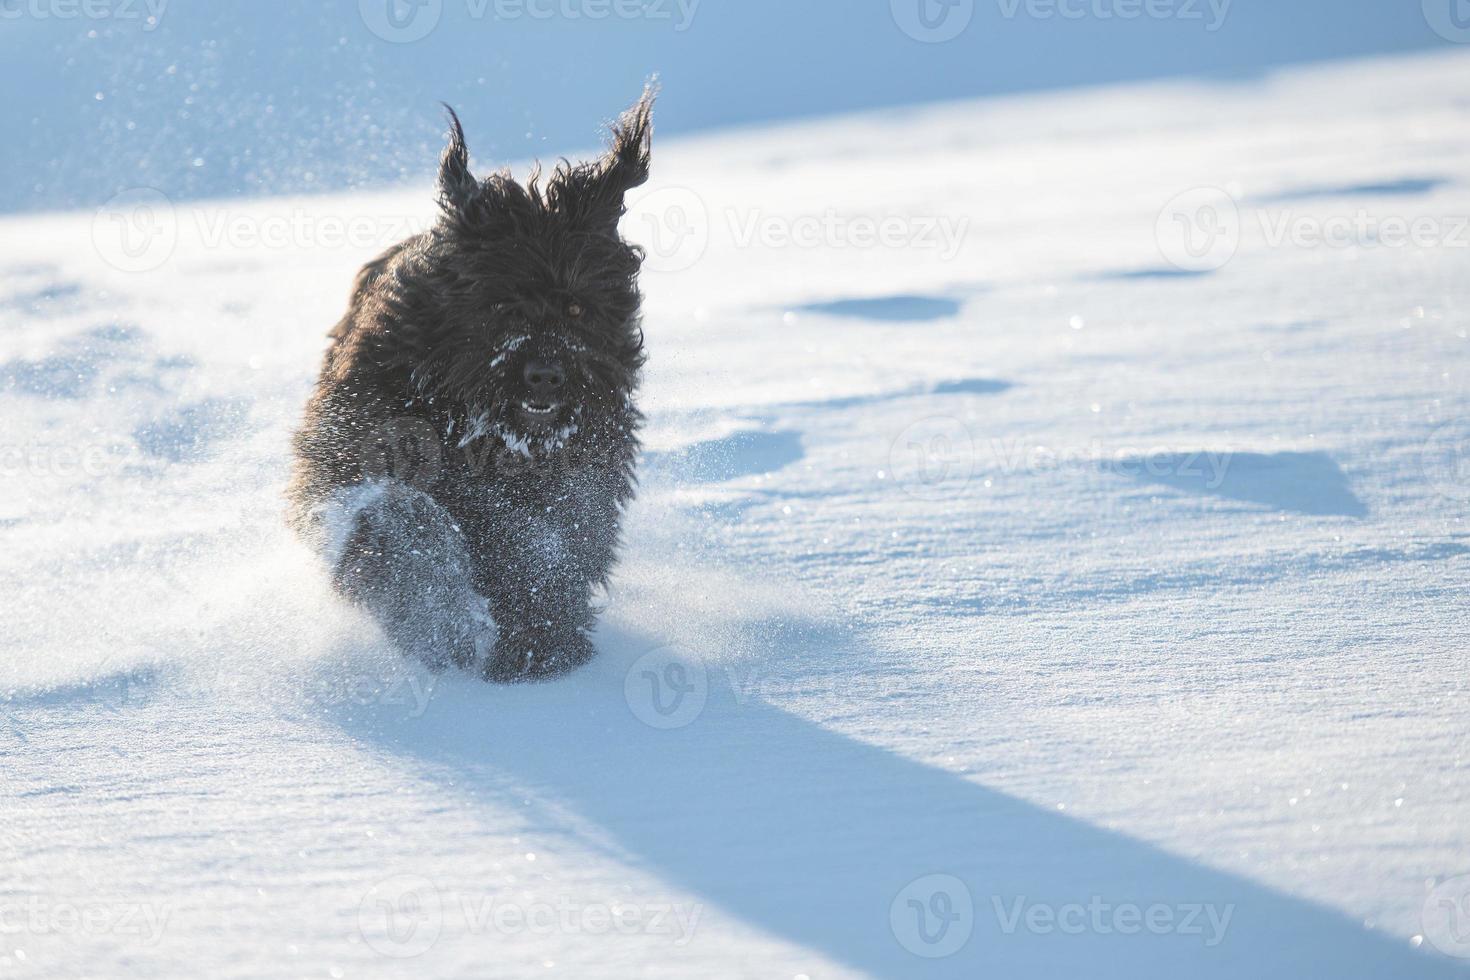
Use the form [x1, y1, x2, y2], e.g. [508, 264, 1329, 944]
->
[289, 89, 653, 681]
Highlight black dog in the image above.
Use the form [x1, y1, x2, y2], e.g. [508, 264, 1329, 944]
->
[288, 90, 652, 681]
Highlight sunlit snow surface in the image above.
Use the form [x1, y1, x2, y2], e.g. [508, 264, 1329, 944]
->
[3, 51, 1469, 979]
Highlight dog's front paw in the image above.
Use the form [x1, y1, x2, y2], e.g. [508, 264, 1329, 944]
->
[482, 628, 595, 683]
[403, 622, 482, 675]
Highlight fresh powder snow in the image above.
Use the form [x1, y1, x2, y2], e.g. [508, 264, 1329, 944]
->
[2, 48, 1469, 979]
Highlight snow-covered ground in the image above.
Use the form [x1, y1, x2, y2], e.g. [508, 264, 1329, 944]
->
[3, 48, 1469, 979]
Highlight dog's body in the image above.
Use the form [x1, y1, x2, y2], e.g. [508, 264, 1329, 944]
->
[288, 93, 652, 681]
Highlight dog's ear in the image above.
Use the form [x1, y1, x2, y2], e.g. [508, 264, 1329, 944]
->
[437, 104, 480, 214]
[562, 85, 655, 233]
[598, 84, 655, 199]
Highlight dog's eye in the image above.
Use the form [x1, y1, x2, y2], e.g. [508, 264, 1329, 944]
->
[567, 303, 583, 319]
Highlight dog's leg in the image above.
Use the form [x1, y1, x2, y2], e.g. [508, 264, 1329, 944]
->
[477, 509, 604, 682]
[481, 583, 595, 682]
[332, 482, 490, 672]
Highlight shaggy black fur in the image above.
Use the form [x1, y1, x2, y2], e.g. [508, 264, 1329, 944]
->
[288, 90, 653, 682]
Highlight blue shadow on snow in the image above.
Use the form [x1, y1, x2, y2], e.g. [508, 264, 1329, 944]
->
[1113, 450, 1368, 518]
[320, 623, 1455, 979]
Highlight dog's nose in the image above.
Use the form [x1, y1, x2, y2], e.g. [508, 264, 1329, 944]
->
[523, 360, 566, 394]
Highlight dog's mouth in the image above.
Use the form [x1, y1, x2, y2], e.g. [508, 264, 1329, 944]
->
[516, 400, 564, 427]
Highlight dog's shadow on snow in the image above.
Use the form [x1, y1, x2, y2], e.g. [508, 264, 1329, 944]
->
[328, 626, 1457, 979]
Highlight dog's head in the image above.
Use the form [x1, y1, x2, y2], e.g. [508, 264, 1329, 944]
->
[406, 89, 653, 455]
